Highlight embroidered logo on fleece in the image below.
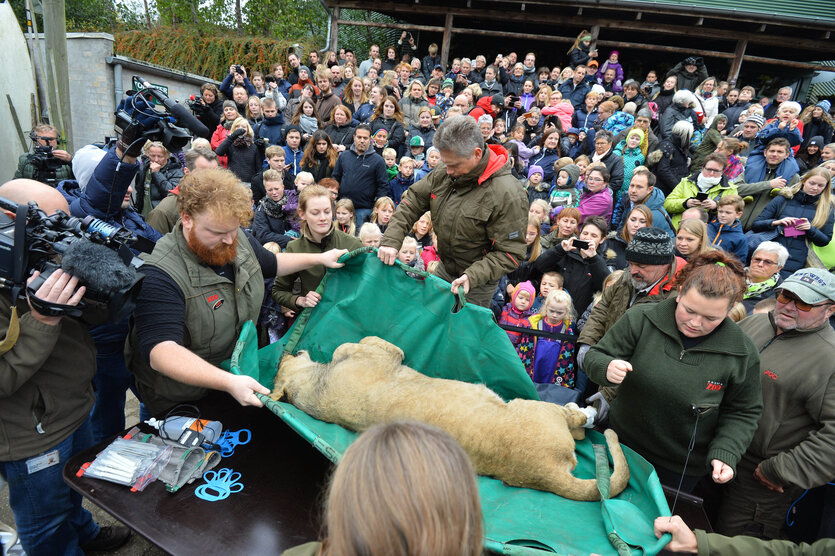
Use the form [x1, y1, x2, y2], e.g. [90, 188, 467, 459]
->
[206, 293, 224, 310]
[705, 380, 723, 391]
[764, 370, 778, 380]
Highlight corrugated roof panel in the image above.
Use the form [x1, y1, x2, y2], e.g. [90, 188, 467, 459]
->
[615, 0, 835, 23]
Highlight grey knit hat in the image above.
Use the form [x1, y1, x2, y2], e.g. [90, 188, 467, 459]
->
[625, 227, 674, 265]
[744, 114, 766, 129]
[223, 100, 237, 110]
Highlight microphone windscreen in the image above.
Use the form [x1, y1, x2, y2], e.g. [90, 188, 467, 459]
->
[165, 100, 210, 138]
[61, 238, 138, 294]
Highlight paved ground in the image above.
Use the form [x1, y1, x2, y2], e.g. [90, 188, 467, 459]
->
[0, 392, 168, 555]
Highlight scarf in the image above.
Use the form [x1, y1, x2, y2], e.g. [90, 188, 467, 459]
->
[744, 274, 779, 299]
[222, 119, 235, 130]
[299, 114, 319, 135]
[696, 174, 720, 192]
[233, 134, 253, 148]
[261, 195, 287, 218]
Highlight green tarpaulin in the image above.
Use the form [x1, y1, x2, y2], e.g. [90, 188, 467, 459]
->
[228, 249, 671, 555]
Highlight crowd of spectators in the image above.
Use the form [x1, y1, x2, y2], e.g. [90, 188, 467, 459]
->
[4, 28, 835, 554]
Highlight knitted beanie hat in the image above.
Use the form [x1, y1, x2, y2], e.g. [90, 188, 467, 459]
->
[511, 281, 536, 305]
[817, 99, 831, 113]
[627, 128, 645, 142]
[223, 100, 237, 110]
[744, 114, 766, 129]
[528, 165, 544, 179]
[442, 78, 454, 90]
[625, 227, 674, 265]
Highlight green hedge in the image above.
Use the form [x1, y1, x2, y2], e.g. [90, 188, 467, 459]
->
[114, 28, 312, 81]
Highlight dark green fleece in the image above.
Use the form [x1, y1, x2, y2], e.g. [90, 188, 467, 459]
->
[585, 296, 763, 476]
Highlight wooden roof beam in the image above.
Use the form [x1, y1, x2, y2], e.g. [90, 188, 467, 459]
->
[329, 1, 835, 53]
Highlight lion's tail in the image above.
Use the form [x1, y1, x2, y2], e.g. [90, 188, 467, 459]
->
[546, 428, 631, 501]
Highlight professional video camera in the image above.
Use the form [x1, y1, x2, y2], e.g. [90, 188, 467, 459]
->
[0, 197, 149, 324]
[114, 75, 209, 153]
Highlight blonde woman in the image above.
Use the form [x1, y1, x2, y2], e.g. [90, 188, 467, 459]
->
[215, 117, 262, 185]
[675, 218, 712, 261]
[752, 167, 834, 278]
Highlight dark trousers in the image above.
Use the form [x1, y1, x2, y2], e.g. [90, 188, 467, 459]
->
[717, 459, 803, 539]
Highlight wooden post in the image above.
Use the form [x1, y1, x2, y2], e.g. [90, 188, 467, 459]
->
[441, 13, 453, 70]
[329, 6, 340, 52]
[589, 24, 600, 55]
[42, 0, 73, 151]
[728, 39, 747, 87]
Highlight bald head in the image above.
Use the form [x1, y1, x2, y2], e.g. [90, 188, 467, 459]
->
[0, 179, 70, 215]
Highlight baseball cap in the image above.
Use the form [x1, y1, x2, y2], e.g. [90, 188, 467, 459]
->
[433, 64, 444, 71]
[410, 136, 425, 147]
[779, 269, 835, 304]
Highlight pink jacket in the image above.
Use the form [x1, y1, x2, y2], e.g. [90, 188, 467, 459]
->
[578, 186, 613, 224]
[542, 103, 575, 133]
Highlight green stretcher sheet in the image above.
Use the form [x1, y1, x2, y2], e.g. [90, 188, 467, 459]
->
[228, 249, 671, 555]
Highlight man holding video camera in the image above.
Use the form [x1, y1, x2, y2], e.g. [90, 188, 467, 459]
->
[0, 178, 131, 555]
[14, 123, 74, 186]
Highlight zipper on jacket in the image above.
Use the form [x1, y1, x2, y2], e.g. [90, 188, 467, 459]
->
[679, 349, 685, 361]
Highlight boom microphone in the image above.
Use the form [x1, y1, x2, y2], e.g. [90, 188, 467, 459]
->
[139, 80, 209, 139]
[61, 238, 140, 296]
[163, 98, 210, 138]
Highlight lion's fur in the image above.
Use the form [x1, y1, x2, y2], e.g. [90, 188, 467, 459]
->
[271, 336, 630, 501]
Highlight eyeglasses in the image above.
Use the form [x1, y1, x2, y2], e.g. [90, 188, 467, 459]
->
[38, 136, 58, 143]
[702, 167, 723, 175]
[751, 256, 778, 267]
[776, 290, 831, 312]
[586, 177, 605, 183]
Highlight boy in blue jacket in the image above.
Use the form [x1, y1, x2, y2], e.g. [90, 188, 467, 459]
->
[387, 156, 416, 205]
[708, 195, 748, 263]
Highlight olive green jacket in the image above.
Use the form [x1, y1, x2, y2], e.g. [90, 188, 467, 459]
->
[380, 145, 528, 288]
[128, 223, 264, 416]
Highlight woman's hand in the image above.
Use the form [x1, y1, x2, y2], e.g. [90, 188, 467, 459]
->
[606, 359, 633, 384]
[710, 459, 734, 484]
[685, 198, 701, 208]
[579, 240, 597, 259]
[794, 218, 811, 231]
[295, 290, 322, 308]
[772, 217, 797, 227]
[561, 238, 576, 252]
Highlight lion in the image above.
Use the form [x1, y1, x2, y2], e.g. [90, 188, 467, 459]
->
[271, 336, 629, 501]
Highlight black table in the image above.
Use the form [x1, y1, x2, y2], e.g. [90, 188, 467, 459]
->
[63, 392, 331, 555]
[65, 392, 713, 555]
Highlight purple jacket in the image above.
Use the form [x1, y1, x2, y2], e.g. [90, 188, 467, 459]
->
[578, 186, 613, 224]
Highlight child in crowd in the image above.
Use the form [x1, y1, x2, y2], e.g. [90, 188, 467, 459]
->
[335, 198, 356, 236]
[526, 165, 548, 204]
[541, 206, 582, 250]
[258, 241, 287, 343]
[388, 157, 416, 204]
[531, 270, 565, 312]
[295, 171, 314, 190]
[707, 195, 747, 262]
[493, 119, 507, 143]
[283, 127, 303, 176]
[415, 147, 441, 181]
[597, 51, 624, 90]
[549, 163, 581, 209]
[613, 128, 646, 199]
[409, 211, 433, 249]
[420, 232, 440, 268]
[507, 124, 535, 169]
[529, 199, 551, 235]
[436, 79, 455, 117]
[359, 222, 382, 247]
[499, 281, 536, 347]
[397, 236, 426, 276]
[382, 147, 399, 180]
[370, 197, 395, 234]
[517, 289, 577, 387]
[564, 128, 584, 158]
[408, 136, 426, 166]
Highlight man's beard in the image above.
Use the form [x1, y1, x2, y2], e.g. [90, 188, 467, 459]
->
[630, 276, 652, 290]
[186, 228, 238, 266]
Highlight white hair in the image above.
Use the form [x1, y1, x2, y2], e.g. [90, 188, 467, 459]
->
[673, 90, 697, 108]
[671, 120, 695, 142]
[779, 101, 802, 115]
[754, 241, 789, 267]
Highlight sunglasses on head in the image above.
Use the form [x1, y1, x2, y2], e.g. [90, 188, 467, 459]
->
[776, 290, 829, 312]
